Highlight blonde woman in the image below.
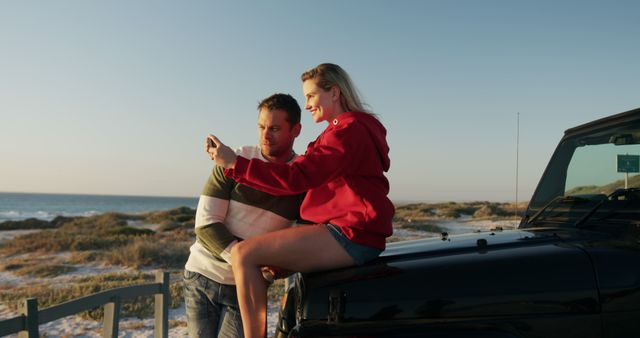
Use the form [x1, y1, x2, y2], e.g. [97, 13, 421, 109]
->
[207, 63, 394, 338]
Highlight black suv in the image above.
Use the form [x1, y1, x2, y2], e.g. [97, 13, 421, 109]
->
[274, 107, 640, 338]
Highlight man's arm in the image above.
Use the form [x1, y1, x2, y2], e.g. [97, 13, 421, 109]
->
[194, 165, 238, 264]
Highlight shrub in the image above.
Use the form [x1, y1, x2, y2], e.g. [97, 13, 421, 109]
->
[50, 215, 80, 227]
[141, 207, 195, 227]
[473, 205, 499, 218]
[67, 251, 101, 264]
[107, 226, 155, 236]
[1, 255, 75, 277]
[1, 213, 167, 256]
[15, 264, 77, 278]
[105, 236, 190, 269]
[394, 201, 526, 221]
[157, 221, 181, 232]
[0, 229, 71, 254]
[1, 263, 24, 271]
[401, 222, 446, 233]
[0, 218, 53, 230]
[419, 208, 435, 216]
[69, 234, 121, 251]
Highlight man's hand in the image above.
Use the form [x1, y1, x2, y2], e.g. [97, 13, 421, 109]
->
[261, 265, 293, 284]
[205, 134, 237, 169]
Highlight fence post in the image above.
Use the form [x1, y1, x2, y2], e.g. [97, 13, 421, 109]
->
[154, 270, 169, 338]
[18, 298, 38, 338]
[103, 296, 121, 338]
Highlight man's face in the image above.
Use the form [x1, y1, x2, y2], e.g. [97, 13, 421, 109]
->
[258, 108, 300, 162]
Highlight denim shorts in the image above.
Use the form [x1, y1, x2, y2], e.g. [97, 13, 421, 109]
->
[325, 224, 383, 266]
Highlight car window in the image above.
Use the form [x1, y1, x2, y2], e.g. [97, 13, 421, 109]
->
[566, 143, 640, 194]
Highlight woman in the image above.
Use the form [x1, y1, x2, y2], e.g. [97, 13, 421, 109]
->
[207, 63, 394, 338]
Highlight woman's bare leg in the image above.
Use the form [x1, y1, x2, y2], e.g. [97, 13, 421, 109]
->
[230, 225, 354, 338]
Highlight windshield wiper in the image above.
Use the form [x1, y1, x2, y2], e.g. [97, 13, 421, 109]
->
[574, 188, 640, 228]
[526, 195, 591, 226]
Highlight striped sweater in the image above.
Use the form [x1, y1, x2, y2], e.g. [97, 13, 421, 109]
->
[184, 146, 304, 285]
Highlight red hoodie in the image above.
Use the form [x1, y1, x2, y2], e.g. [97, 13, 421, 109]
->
[225, 111, 394, 249]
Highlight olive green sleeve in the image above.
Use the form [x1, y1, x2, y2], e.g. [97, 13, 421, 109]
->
[195, 222, 238, 260]
[195, 165, 238, 260]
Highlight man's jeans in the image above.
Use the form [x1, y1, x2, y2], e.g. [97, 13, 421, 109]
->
[183, 270, 244, 338]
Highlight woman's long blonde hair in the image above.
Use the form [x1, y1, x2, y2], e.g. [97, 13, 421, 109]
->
[301, 63, 372, 114]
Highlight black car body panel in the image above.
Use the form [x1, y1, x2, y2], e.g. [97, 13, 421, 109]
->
[275, 107, 640, 338]
[278, 230, 602, 338]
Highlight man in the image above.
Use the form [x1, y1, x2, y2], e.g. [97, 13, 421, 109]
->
[184, 93, 304, 338]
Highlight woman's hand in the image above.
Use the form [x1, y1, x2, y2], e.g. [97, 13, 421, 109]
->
[205, 134, 237, 169]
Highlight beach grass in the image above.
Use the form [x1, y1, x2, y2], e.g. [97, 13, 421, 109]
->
[10, 263, 77, 278]
[0, 207, 195, 321]
[0, 208, 193, 269]
[394, 201, 525, 224]
[104, 232, 191, 269]
[0, 271, 184, 320]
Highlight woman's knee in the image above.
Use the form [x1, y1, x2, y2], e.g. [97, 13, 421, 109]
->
[230, 240, 254, 268]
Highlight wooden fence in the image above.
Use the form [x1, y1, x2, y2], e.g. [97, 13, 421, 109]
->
[0, 270, 170, 338]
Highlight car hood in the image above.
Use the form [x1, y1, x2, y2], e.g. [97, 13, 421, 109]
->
[293, 226, 603, 329]
[380, 227, 606, 259]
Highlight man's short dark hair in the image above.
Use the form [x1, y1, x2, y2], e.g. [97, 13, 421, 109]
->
[257, 93, 301, 127]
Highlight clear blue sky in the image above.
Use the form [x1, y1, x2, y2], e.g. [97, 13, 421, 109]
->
[1, 1, 639, 203]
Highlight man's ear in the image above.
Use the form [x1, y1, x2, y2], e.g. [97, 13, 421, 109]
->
[292, 123, 302, 138]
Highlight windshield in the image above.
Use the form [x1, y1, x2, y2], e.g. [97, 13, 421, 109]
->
[523, 122, 640, 229]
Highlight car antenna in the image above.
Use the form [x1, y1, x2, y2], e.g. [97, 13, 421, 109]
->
[515, 112, 520, 222]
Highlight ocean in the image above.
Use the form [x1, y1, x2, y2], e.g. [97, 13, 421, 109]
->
[0, 192, 199, 222]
